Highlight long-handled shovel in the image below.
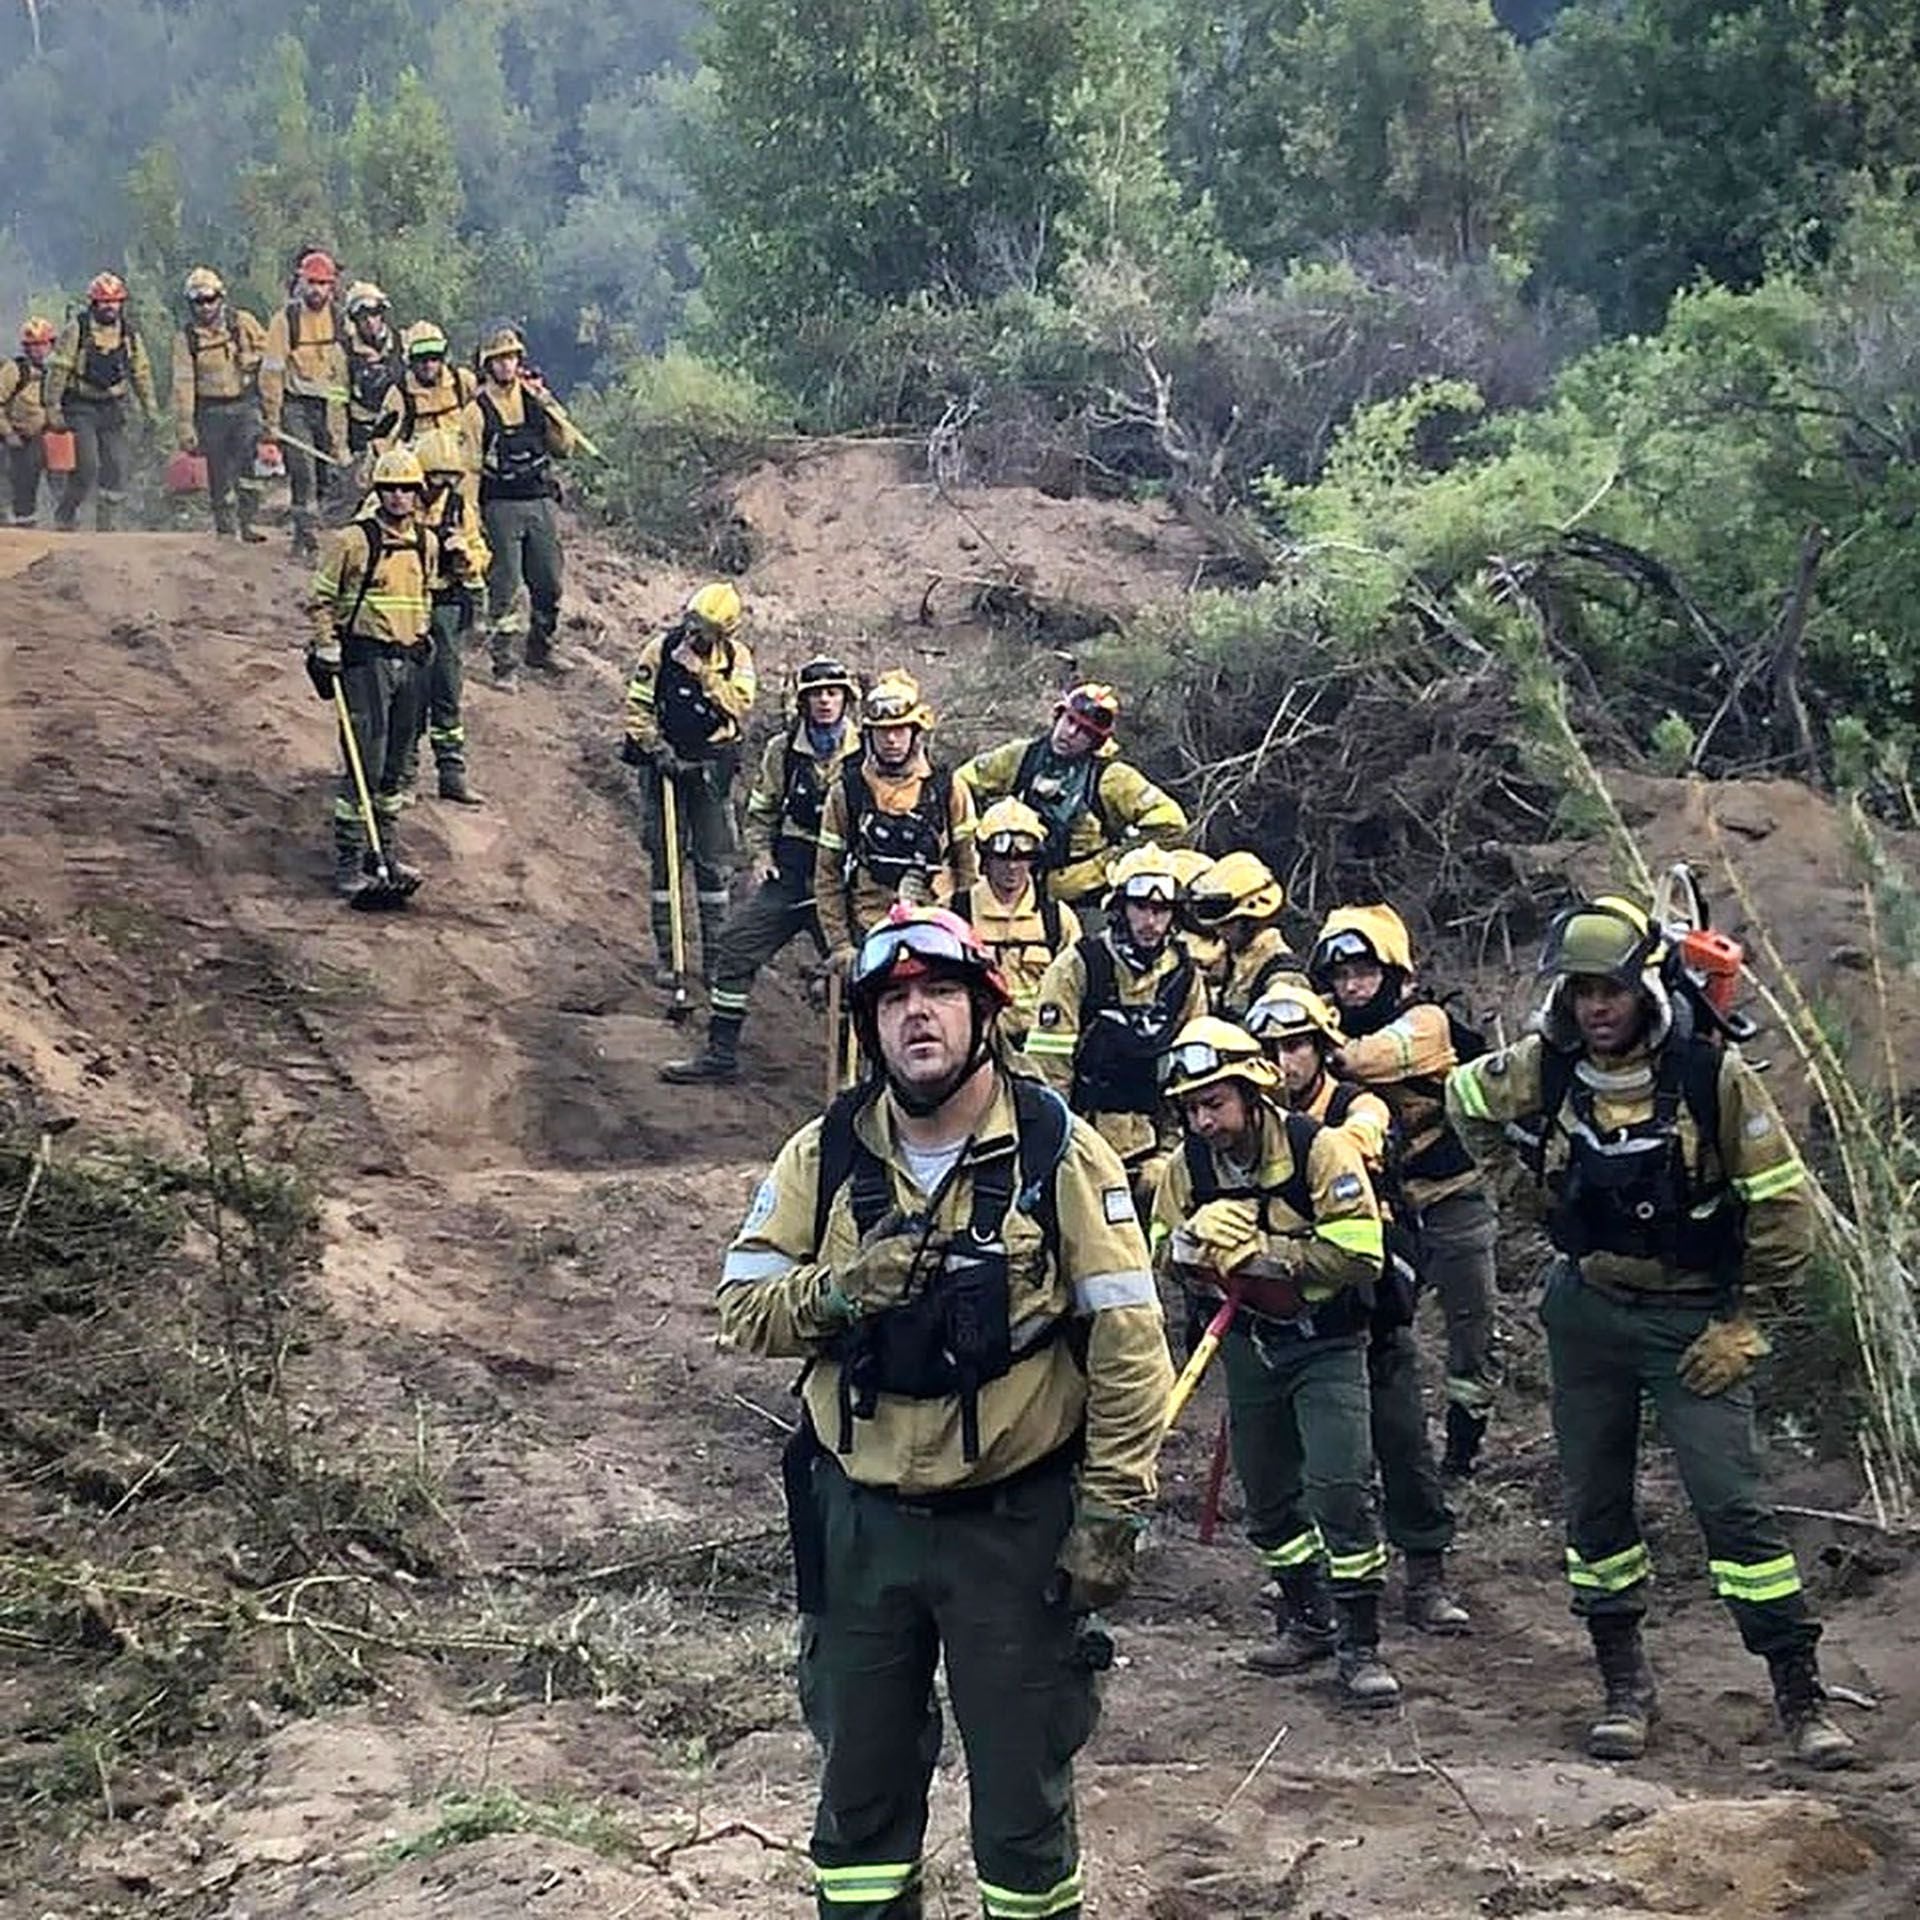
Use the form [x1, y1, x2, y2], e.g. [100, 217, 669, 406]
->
[660, 773, 693, 1023]
[1164, 1287, 1241, 1431]
[332, 680, 419, 910]
[823, 967, 844, 1104]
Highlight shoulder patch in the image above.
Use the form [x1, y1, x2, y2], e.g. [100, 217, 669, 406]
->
[739, 1176, 778, 1235]
[1038, 1004, 1062, 1028]
[1102, 1185, 1134, 1225]
[1330, 1172, 1365, 1203]
[1743, 1111, 1774, 1139]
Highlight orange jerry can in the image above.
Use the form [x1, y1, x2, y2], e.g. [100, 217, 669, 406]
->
[164, 449, 210, 495]
[41, 428, 77, 475]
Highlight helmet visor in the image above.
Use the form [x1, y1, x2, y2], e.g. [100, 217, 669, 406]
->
[1539, 904, 1652, 985]
[1182, 889, 1239, 928]
[1116, 872, 1179, 905]
[1244, 995, 1316, 1041]
[853, 917, 979, 992]
[983, 832, 1040, 858]
[1160, 1037, 1256, 1089]
[864, 690, 919, 726]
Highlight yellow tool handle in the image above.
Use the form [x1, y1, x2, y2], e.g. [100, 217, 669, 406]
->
[661, 772, 687, 979]
[1164, 1290, 1241, 1431]
[331, 677, 386, 865]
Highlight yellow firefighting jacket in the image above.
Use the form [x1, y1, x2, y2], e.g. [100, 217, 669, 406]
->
[1150, 1098, 1383, 1311]
[171, 309, 267, 436]
[743, 723, 860, 867]
[46, 317, 157, 416]
[1336, 1001, 1483, 1212]
[958, 735, 1188, 906]
[957, 879, 1081, 1049]
[374, 365, 479, 456]
[1, 355, 49, 440]
[814, 753, 980, 953]
[1024, 935, 1208, 1169]
[458, 374, 582, 487]
[1216, 927, 1309, 1023]
[625, 629, 759, 758]
[307, 510, 472, 658]
[1296, 1072, 1394, 1181]
[420, 483, 492, 591]
[718, 1071, 1175, 1510]
[1447, 1031, 1813, 1298]
[259, 302, 349, 453]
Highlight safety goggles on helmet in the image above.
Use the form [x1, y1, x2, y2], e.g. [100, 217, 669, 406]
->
[851, 906, 1010, 1008]
[1537, 900, 1658, 987]
[1159, 1035, 1267, 1090]
[864, 687, 921, 726]
[1181, 888, 1242, 928]
[1316, 929, 1376, 968]
[1115, 870, 1180, 905]
[982, 831, 1041, 858]
[1244, 994, 1329, 1042]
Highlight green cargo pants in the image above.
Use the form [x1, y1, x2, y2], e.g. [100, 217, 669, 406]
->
[1367, 1322, 1455, 1555]
[281, 393, 337, 547]
[1219, 1325, 1386, 1596]
[195, 396, 262, 535]
[397, 597, 470, 789]
[333, 648, 426, 854]
[56, 396, 132, 531]
[7, 436, 43, 524]
[1414, 1185, 1502, 1416]
[800, 1454, 1097, 1919]
[708, 845, 821, 1030]
[1540, 1258, 1817, 1659]
[483, 494, 564, 670]
[639, 759, 738, 976]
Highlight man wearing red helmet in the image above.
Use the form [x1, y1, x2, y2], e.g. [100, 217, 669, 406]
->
[260, 249, 349, 558]
[721, 904, 1174, 1920]
[45, 273, 157, 532]
[959, 682, 1189, 922]
[2, 318, 58, 526]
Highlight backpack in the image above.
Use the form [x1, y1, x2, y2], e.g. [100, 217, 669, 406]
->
[839, 759, 954, 892]
[400, 363, 478, 444]
[335, 517, 433, 641]
[808, 1075, 1075, 1461]
[1012, 736, 1118, 870]
[1071, 935, 1196, 1116]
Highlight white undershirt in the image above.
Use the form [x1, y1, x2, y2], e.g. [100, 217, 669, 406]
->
[900, 1138, 966, 1200]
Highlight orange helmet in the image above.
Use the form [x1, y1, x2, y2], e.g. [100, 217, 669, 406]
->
[297, 249, 338, 287]
[20, 317, 57, 348]
[87, 272, 129, 307]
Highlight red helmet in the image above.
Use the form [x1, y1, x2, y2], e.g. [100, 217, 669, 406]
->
[86, 272, 128, 307]
[297, 249, 338, 286]
[19, 317, 57, 348]
[849, 904, 1012, 1012]
[1055, 681, 1119, 743]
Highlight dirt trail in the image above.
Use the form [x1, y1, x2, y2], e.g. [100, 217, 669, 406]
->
[1, 461, 1916, 1919]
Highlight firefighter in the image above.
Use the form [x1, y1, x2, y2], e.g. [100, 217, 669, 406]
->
[958, 683, 1188, 921]
[45, 272, 157, 533]
[1, 317, 57, 527]
[952, 797, 1081, 1050]
[814, 672, 979, 965]
[1310, 904, 1501, 1477]
[465, 323, 581, 685]
[260, 249, 349, 558]
[1447, 896, 1853, 1769]
[372, 321, 478, 462]
[170, 267, 267, 541]
[1169, 847, 1227, 993]
[1152, 1015, 1401, 1704]
[1187, 851, 1308, 1020]
[719, 902, 1174, 1920]
[343, 282, 406, 463]
[393, 428, 490, 805]
[304, 446, 480, 900]
[1025, 844, 1208, 1215]
[662, 655, 862, 1084]
[1247, 984, 1471, 1640]
[624, 583, 759, 989]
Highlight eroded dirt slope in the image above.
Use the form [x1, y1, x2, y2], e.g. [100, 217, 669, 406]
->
[1, 469, 1916, 1919]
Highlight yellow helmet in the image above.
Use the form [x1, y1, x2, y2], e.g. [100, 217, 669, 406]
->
[370, 446, 427, 490]
[861, 671, 936, 731]
[1166, 847, 1216, 895]
[1245, 986, 1343, 1049]
[1310, 903, 1415, 983]
[1107, 844, 1183, 906]
[344, 280, 389, 318]
[686, 581, 744, 639]
[977, 797, 1047, 856]
[1161, 1015, 1280, 1099]
[1186, 850, 1285, 928]
[480, 321, 526, 360]
[411, 427, 470, 478]
[182, 265, 224, 302]
[1536, 895, 1663, 985]
[403, 319, 449, 360]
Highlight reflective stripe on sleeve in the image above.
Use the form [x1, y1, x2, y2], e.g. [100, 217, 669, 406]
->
[1314, 1217, 1384, 1259]
[1732, 1159, 1805, 1203]
[1072, 1269, 1156, 1312]
[719, 1247, 798, 1288]
[1449, 1062, 1492, 1119]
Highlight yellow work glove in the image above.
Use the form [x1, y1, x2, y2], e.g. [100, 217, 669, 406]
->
[827, 1214, 941, 1320]
[1184, 1197, 1263, 1274]
[1678, 1314, 1771, 1396]
[1051, 1505, 1146, 1614]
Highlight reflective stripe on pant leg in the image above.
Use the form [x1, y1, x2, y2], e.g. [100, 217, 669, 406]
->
[1709, 1554, 1803, 1604]
[1294, 1340, 1386, 1595]
[815, 1861, 922, 1908]
[1219, 1326, 1316, 1568]
[1564, 1541, 1652, 1594]
[979, 1869, 1084, 1918]
[710, 882, 809, 1024]
[1255, 1526, 1324, 1572]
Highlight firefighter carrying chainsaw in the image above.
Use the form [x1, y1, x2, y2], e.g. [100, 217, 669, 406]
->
[1447, 887, 1854, 1770]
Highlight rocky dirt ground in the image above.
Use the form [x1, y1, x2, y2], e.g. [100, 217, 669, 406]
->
[1, 450, 1916, 1918]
